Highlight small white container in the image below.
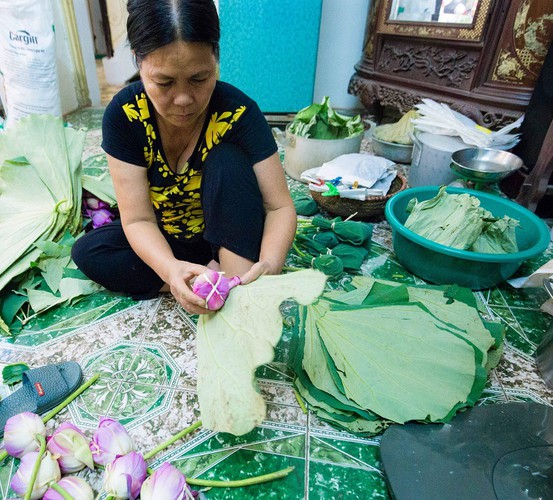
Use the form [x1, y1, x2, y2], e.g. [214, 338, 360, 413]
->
[408, 132, 469, 187]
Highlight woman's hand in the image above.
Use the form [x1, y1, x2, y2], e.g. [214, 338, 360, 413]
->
[239, 260, 277, 285]
[167, 261, 212, 315]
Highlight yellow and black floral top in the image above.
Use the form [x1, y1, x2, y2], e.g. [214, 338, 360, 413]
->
[101, 81, 277, 241]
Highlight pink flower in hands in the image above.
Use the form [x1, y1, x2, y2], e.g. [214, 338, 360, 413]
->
[102, 451, 147, 500]
[47, 422, 95, 473]
[192, 270, 241, 310]
[90, 417, 134, 466]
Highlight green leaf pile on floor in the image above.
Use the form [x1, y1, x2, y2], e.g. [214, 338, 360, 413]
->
[0, 115, 85, 291]
[0, 115, 103, 336]
[290, 276, 504, 436]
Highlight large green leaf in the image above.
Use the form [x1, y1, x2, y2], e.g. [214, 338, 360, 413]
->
[82, 172, 117, 206]
[317, 303, 479, 423]
[351, 276, 495, 358]
[196, 269, 327, 436]
[26, 277, 101, 315]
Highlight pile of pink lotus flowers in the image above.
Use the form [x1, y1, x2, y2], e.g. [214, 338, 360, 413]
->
[4, 412, 197, 499]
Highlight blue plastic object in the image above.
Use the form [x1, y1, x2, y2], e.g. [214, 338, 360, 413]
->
[384, 186, 551, 290]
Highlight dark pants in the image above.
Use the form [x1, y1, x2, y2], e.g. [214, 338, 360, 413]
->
[72, 143, 265, 300]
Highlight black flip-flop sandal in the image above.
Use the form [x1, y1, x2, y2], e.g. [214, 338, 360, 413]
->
[0, 361, 83, 438]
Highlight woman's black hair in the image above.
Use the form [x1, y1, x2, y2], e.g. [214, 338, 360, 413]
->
[126, 0, 220, 63]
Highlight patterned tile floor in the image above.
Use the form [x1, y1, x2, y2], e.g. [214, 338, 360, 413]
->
[0, 107, 552, 499]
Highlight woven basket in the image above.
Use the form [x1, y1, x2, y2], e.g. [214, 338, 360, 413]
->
[310, 173, 407, 220]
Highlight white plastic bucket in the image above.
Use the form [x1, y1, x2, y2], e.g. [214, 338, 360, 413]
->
[278, 124, 363, 181]
[408, 132, 469, 187]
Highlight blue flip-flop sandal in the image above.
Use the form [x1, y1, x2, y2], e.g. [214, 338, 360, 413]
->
[0, 361, 83, 438]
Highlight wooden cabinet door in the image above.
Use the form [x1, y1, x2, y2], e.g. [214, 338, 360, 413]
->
[488, 0, 553, 92]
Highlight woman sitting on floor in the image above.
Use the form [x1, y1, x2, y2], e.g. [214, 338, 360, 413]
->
[72, 0, 296, 314]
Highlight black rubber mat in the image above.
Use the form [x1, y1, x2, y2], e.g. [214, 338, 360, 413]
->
[380, 402, 553, 500]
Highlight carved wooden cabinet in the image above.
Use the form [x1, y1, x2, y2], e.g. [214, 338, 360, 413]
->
[349, 0, 553, 128]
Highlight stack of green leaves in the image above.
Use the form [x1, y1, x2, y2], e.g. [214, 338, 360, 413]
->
[288, 96, 364, 140]
[405, 186, 519, 253]
[287, 218, 373, 278]
[0, 115, 115, 336]
[0, 115, 86, 293]
[290, 276, 504, 436]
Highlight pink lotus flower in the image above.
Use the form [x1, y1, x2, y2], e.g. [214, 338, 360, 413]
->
[10, 450, 61, 500]
[102, 451, 147, 500]
[3, 412, 46, 458]
[82, 194, 109, 211]
[82, 192, 116, 229]
[88, 207, 114, 228]
[192, 270, 241, 310]
[90, 417, 134, 466]
[140, 462, 198, 499]
[47, 422, 95, 473]
[43, 476, 94, 500]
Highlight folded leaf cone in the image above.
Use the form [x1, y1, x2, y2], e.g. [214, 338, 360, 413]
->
[328, 243, 368, 272]
[312, 216, 373, 246]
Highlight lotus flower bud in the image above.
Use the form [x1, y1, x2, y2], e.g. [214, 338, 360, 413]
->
[43, 476, 94, 500]
[140, 462, 198, 500]
[47, 422, 95, 473]
[3, 411, 46, 458]
[83, 195, 109, 211]
[88, 207, 114, 229]
[192, 270, 241, 310]
[10, 450, 61, 500]
[102, 451, 147, 500]
[90, 417, 134, 466]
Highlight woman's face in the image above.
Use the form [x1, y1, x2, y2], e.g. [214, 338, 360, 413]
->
[140, 41, 218, 129]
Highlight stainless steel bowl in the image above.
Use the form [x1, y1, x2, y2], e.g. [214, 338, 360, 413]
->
[450, 148, 523, 183]
[371, 136, 414, 164]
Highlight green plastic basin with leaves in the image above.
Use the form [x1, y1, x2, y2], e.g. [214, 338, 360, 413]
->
[384, 186, 551, 290]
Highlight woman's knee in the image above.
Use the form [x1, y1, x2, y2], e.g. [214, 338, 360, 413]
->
[71, 231, 96, 271]
[70, 222, 128, 286]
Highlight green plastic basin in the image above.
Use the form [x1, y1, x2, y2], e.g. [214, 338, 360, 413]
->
[384, 186, 551, 290]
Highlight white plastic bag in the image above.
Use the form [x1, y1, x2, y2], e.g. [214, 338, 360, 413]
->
[0, 0, 61, 128]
